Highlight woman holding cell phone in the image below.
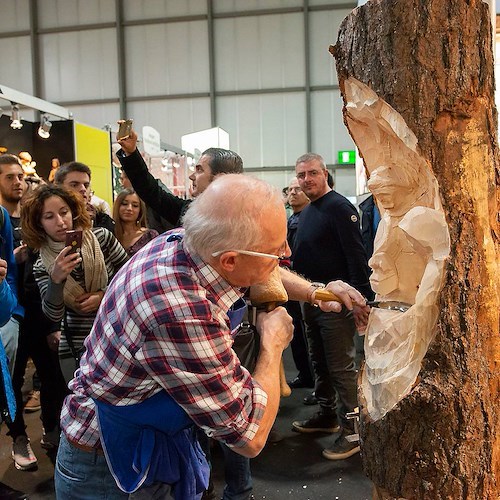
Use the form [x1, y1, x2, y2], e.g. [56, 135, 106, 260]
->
[21, 185, 128, 382]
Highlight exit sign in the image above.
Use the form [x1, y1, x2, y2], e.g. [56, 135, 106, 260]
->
[338, 150, 356, 164]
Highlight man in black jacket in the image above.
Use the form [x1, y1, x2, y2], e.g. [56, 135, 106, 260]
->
[291, 153, 372, 461]
[117, 129, 243, 228]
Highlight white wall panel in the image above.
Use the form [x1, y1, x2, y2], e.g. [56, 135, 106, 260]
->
[67, 102, 120, 131]
[128, 98, 211, 149]
[125, 21, 210, 97]
[0, 0, 30, 31]
[214, 14, 304, 92]
[213, 0, 302, 14]
[0, 37, 34, 95]
[217, 93, 307, 168]
[334, 168, 356, 198]
[310, 90, 354, 163]
[40, 29, 119, 102]
[309, 9, 351, 86]
[37, 0, 115, 28]
[251, 169, 297, 191]
[122, 0, 206, 21]
[309, 0, 356, 6]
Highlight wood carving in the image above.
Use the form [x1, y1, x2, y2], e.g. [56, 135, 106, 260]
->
[331, 0, 499, 498]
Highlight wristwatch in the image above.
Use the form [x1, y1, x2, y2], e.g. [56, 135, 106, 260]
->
[307, 282, 326, 305]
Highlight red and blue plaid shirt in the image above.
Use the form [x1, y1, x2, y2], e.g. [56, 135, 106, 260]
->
[60, 230, 267, 449]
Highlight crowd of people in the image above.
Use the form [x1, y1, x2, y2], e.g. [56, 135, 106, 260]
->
[0, 128, 374, 500]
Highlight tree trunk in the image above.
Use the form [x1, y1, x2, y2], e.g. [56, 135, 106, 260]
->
[332, 1, 499, 499]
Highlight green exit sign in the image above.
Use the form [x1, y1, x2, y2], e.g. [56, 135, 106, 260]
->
[338, 150, 356, 164]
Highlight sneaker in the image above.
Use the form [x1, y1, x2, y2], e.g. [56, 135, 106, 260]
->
[292, 411, 340, 434]
[303, 392, 319, 405]
[24, 390, 41, 413]
[0, 481, 29, 499]
[12, 436, 38, 471]
[266, 427, 283, 444]
[322, 430, 360, 460]
[41, 428, 60, 450]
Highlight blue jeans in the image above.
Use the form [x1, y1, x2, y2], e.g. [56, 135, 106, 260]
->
[55, 433, 129, 499]
[302, 304, 357, 430]
[0, 316, 20, 377]
[220, 443, 252, 500]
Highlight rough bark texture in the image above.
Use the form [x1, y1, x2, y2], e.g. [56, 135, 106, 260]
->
[332, 1, 499, 499]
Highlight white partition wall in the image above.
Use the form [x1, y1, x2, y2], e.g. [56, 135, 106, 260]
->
[0, 0, 359, 193]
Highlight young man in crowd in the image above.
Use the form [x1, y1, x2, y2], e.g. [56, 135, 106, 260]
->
[54, 162, 115, 233]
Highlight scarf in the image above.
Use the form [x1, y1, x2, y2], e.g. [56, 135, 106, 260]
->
[40, 229, 108, 311]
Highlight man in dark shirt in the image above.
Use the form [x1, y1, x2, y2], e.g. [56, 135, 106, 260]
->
[291, 153, 371, 461]
[117, 128, 243, 228]
[285, 178, 314, 389]
[54, 162, 115, 234]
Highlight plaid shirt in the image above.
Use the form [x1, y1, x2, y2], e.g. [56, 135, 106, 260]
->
[60, 231, 267, 449]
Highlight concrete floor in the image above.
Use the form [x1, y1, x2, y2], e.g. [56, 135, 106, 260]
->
[0, 353, 373, 500]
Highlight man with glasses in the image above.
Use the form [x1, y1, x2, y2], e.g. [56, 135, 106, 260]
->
[291, 153, 372, 461]
[55, 174, 367, 499]
[283, 178, 315, 392]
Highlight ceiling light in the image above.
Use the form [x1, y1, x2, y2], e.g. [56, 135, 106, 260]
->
[10, 104, 22, 129]
[38, 114, 52, 138]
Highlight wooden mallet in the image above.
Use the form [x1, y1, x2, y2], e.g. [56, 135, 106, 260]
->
[249, 267, 292, 397]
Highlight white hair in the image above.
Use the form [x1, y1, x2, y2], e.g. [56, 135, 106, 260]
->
[183, 174, 283, 261]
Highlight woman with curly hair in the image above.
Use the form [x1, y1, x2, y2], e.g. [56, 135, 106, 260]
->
[21, 185, 128, 382]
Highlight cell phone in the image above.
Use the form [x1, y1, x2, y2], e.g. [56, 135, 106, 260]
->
[65, 230, 83, 254]
[117, 119, 133, 140]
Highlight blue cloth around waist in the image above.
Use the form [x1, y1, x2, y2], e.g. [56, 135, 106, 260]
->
[94, 390, 209, 499]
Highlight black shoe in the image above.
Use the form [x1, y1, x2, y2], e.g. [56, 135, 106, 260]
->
[287, 376, 314, 389]
[322, 429, 360, 460]
[292, 410, 340, 434]
[303, 392, 318, 405]
[0, 482, 29, 499]
[267, 427, 283, 443]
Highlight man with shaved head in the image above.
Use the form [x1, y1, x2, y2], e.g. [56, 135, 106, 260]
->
[55, 174, 366, 499]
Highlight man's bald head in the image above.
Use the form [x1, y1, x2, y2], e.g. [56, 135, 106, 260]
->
[183, 174, 285, 262]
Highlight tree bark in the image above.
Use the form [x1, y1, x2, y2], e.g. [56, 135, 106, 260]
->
[332, 1, 499, 499]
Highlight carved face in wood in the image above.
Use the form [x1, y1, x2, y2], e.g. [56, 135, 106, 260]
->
[341, 77, 451, 420]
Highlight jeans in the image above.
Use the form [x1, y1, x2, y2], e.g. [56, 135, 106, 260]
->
[286, 300, 314, 384]
[199, 430, 253, 500]
[0, 316, 20, 377]
[7, 310, 68, 439]
[302, 304, 357, 430]
[220, 443, 252, 500]
[55, 433, 129, 499]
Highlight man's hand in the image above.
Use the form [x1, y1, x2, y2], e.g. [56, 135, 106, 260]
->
[50, 246, 82, 284]
[73, 291, 104, 314]
[0, 258, 7, 284]
[256, 306, 293, 353]
[14, 244, 29, 264]
[353, 304, 370, 332]
[316, 280, 367, 313]
[117, 124, 138, 155]
[46, 331, 61, 352]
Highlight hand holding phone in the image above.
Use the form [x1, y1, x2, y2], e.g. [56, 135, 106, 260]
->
[117, 119, 133, 140]
[66, 230, 83, 254]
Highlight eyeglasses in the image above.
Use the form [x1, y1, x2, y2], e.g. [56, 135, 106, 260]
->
[212, 249, 288, 261]
[288, 187, 302, 193]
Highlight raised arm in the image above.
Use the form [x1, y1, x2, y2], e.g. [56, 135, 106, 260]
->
[116, 129, 188, 227]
